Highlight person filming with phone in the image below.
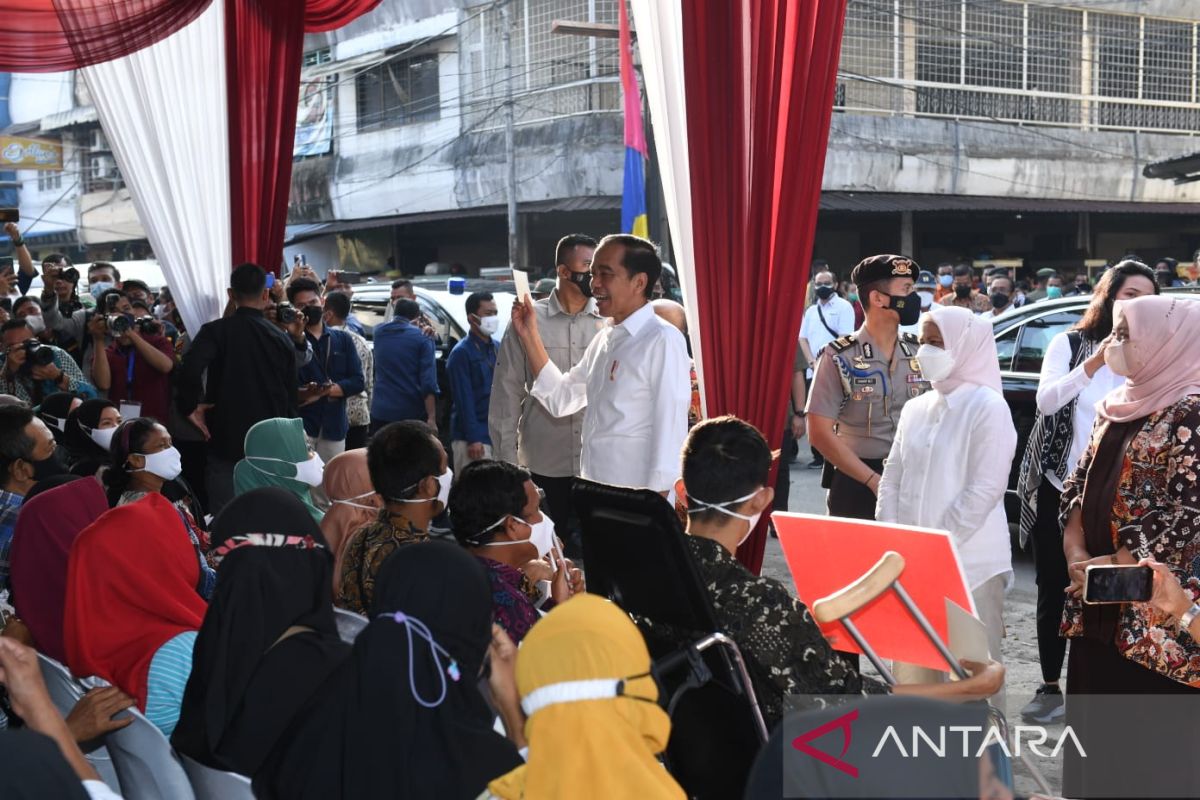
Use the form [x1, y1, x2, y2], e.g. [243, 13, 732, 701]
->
[1058, 294, 1200, 799]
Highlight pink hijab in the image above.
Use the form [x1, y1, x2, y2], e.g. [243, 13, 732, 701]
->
[318, 449, 381, 594]
[1097, 295, 1200, 423]
[926, 305, 1003, 395]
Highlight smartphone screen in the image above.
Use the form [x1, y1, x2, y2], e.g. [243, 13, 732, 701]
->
[1084, 565, 1153, 604]
[0, 209, 19, 223]
[266, 272, 275, 289]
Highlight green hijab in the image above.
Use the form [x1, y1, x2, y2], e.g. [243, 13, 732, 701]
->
[233, 418, 322, 522]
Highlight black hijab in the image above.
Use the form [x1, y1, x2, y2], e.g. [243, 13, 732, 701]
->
[171, 487, 349, 776]
[0, 730, 90, 799]
[254, 541, 522, 800]
[63, 398, 117, 475]
[37, 392, 77, 442]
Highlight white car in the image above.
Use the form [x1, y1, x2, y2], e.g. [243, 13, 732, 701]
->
[349, 283, 516, 348]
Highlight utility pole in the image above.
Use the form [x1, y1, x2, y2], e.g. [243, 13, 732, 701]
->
[501, 0, 519, 269]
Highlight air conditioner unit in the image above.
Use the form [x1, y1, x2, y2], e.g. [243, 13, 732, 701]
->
[91, 154, 118, 180]
[89, 129, 109, 152]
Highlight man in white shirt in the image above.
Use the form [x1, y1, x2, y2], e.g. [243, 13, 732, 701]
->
[978, 274, 1016, 319]
[798, 270, 854, 468]
[509, 234, 691, 493]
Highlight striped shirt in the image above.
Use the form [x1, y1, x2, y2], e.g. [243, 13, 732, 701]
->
[144, 631, 197, 737]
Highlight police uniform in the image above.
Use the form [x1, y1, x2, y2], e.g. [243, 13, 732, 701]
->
[805, 255, 930, 520]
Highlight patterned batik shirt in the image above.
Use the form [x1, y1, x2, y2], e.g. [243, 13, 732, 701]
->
[1060, 395, 1200, 686]
[476, 556, 556, 644]
[337, 510, 429, 614]
[642, 534, 886, 727]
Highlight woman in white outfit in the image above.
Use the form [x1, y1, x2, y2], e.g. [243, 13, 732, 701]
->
[876, 305, 1016, 710]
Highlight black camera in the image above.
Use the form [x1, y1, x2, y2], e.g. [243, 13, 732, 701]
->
[134, 316, 160, 335]
[107, 314, 132, 336]
[23, 339, 56, 367]
[276, 303, 300, 325]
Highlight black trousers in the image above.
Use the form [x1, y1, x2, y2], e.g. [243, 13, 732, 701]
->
[774, 430, 793, 513]
[825, 458, 883, 520]
[1031, 476, 1070, 684]
[345, 424, 369, 450]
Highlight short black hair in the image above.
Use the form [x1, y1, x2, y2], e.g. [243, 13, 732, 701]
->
[391, 278, 413, 292]
[936, 262, 954, 271]
[598, 234, 661, 299]
[42, 253, 69, 267]
[230, 262, 267, 300]
[681, 416, 771, 525]
[393, 298, 420, 321]
[465, 291, 493, 316]
[0, 298, 11, 314]
[88, 261, 120, 281]
[324, 291, 351, 321]
[122, 279, 151, 295]
[952, 264, 972, 278]
[286, 277, 321, 304]
[1156, 257, 1178, 271]
[368, 421, 442, 501]
[12, 296, 41, 316]
[555, 234, 597, 266]
[0, 404, 36, 483]
[448, 460, 531, 547]
[989, 274, 1014, 292]
[1, 318, 30, 335]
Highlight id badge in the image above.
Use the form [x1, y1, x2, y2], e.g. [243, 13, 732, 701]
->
[119, 400, 143, 420]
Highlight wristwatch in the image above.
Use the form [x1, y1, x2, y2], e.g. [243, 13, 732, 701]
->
[793, 410, 806, 418]
[1179, 603, 1200, 631]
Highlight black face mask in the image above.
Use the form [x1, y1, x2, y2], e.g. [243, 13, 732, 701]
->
[565, 270, 593, 298]
[815, 285, 836, 301]
[990, 292, 1010, 310]
[954, 284, 972, 299]
[882, 291, 922, 327]
[29, 448, 68, 483]
[1157, 272, 1174, 287]
[302, 305, 324, 327]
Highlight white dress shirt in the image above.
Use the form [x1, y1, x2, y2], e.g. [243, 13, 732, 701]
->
[799, 295, 855, 377]
[876, 384, 1017, 590]
[530, 302, 691, 492]
[1035, 331, 1125, 492]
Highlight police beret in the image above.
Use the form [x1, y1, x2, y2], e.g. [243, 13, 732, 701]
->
[850, 254, 920, 286]
[1036, 268, 1058, 279]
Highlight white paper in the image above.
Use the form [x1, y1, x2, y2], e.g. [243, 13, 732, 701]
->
[945, 598, 991, 664]
[513, 268, 531, 302]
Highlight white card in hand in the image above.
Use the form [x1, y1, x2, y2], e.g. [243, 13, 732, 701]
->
[513, 268, 531, 302]
[945, 598, 991, 665]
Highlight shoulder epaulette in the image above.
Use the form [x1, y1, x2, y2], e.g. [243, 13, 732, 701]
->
[828, 334, 858, 353]
[900, 331, 919, 345]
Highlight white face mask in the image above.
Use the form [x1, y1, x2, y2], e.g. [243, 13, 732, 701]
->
[153, 304, 168, 320]
[394, 468, 453, 510]
[481, 512, 556, 559]
[134, 446, 182, 481]
[332, 489, 378, 511]
[25, 314, 45, 335]
[1105, 339, 1133, 377]
[687, 487, 764, 546]
[41, 413, 67, 432]
[85, 424, 118, 451]
[917, 291, 934, 311]
[477, 315, 499, 336]
[248, 453, 326, 487]
[916, 343, 954, 383]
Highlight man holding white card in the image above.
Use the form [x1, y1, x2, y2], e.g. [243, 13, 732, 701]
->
[509, 234, 691, 493]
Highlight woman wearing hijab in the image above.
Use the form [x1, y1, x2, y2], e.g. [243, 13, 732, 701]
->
[486, 593, 686, 800]
[320, 449, 381, 595]
[62, 398, 120, 477]
[173, 487, 349, 776]
[233, 417, 325, 523]
[254, 541, 523, 799]
[1059, 294, 1200, 798]
[63, 493, 208, 737]
[8, 477, 108, 664]
[37, 392, 80, 443]
[876, 306, 1016, 703]
[1014, 260, 1156, 723]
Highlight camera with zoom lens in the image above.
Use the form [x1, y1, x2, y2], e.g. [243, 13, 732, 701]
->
[23, 339, 56, 368]
[276, 303, 300, 325]
[134, 316, 160, 335]
[107, 314, 132, 336]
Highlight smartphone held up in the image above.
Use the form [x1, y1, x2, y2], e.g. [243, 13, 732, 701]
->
[1083, 564, 1154, 604]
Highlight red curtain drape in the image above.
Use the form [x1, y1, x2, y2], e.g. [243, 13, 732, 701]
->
[0, 0, 208, 72]
[226, 0, 379, 272]
[682, 0, 848, 573]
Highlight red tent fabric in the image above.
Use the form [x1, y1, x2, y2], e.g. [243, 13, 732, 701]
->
[680, 0, 849, 573]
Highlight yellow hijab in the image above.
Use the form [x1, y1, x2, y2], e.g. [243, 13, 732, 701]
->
[488, 594, 685, 800]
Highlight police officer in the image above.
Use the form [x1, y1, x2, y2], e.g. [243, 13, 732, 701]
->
[807, 254, 928, 519]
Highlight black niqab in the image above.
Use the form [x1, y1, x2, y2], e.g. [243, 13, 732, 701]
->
[171, 487, 349, 776]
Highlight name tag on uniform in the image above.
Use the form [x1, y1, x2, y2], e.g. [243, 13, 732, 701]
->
[906, 374, 926, 384]
[853, 378, 876, 385]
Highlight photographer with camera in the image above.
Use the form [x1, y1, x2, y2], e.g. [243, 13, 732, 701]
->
[88, 289, 175, 424]
[0, 318, 94, 404]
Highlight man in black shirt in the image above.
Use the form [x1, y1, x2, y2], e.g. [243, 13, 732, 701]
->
[177, 262, 311, 513]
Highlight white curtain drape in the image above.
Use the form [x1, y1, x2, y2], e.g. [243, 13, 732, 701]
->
[81, 1, 230, 336]
[628, 0, 705, 413]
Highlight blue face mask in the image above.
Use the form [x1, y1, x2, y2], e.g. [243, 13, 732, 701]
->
[1046, 286, 1063, 299]
[89, 281, 115, 300]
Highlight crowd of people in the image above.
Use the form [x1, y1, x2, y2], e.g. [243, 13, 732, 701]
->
[0, 229, 1196, 799]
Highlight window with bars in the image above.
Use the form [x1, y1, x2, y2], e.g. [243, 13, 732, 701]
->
[839, 0, 1200, 134]
[37, 170, 63, 193]
[355, 54, 441, 131]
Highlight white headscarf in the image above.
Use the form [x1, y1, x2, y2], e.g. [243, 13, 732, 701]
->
[926, 306, 1004, 396]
